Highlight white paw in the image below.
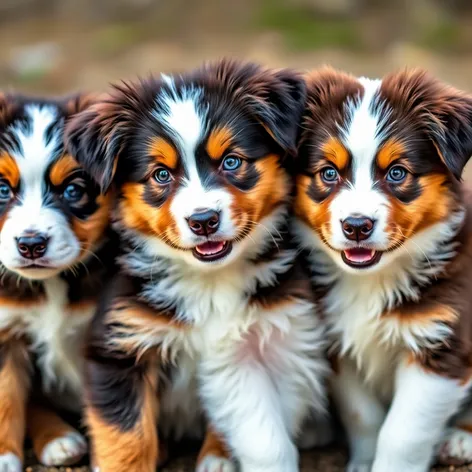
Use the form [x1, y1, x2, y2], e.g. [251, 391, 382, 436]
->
[346, 460, 372, 472]
[40, 431, 88, 466]
[196, 455, 236, 472]
[0, 453, 22, 472]
[437, 427, 472, 465]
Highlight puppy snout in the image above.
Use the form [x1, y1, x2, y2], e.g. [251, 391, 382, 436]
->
[187, 209, 220, 236]
[342, 216, 375, 242]
[16, 232, 49, 259]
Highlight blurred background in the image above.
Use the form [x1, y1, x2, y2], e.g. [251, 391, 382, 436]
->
[2, 0, 472, 94]
[2, 0, 472, 178]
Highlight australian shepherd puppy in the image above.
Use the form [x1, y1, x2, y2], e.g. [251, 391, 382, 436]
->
[66, 59, 329, 472]
[294, 67, 472, 472]
[0, 94, 115, 471]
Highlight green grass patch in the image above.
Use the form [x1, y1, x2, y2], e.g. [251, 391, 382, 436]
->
[416, 18, 462, 51]
[255, 0, 361, 51]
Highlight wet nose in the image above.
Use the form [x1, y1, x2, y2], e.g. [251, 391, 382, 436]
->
[16, 233, 49, 259]
[342, 216, 375, 242]
[187, 209, 220, 236]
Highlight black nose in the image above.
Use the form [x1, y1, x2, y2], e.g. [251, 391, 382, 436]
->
[187, 210, 220, 236]
[16, 233, 49, 259]
[342, 217, 375, 242]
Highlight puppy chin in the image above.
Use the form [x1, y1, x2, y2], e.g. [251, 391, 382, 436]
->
[12, 266, 63, 281]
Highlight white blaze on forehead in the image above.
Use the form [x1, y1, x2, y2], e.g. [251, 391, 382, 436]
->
[341, 77, 383, 190]
[153, 78, 235, 247]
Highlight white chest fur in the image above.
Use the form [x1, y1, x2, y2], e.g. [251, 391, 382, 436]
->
[0, 277, 94, 409]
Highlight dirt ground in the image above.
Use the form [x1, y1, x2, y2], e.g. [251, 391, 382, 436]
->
[22, 446, 472, 472]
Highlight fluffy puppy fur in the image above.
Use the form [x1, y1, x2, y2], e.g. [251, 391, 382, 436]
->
[0, 94, 115, 471]
[66, 59, 329, 472]
[294, 67, 472, 472]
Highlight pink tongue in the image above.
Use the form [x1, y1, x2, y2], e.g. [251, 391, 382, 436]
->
[344, 248, 375, 263]
[195, 241, 225, 255]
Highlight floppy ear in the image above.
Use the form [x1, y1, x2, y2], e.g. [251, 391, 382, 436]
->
[209, 60, 307, 156]
[428, 89, 472, 180]
[382, 69, 472, 181]
[65, 86, 134, 193]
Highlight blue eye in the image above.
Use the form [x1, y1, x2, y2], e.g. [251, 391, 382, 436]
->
[321, 166, 339, 183]
[63, 183, 85, 203]
[154, 167, 172, 184]
[222, 155, 242, 171]
[387, 166, 407, 183]
[0, 182, 12, 201]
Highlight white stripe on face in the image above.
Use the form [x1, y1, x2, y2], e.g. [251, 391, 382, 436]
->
[329, 78, 391, 250]
[154, 80, 235, 248]
[0, 105, 81, 278]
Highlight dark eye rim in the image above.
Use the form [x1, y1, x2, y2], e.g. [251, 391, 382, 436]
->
[386, 165, 408, 183]
[221, 154, 243, 171]
[63, 182, 86, 203]
[154, 166, 173, 184]
[0, 180, 12, 201]
[320, 166, 339, 183]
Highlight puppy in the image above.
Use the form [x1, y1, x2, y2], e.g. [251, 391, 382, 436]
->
[66, 59, 329, 472]
[0, 94, 115, 470]
[294, 67, 472, 472]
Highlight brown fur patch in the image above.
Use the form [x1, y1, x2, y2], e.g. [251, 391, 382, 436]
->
[86, 363, 158, 472]
[206, 127, 233, 160]
[386, 173, 452, 245]
[72, 192, 112, 257]
[27, 403, 83, 463]
[148, 137, 178, 169]
[294, 174, 333, 246]
[197, 426, 232, 467]
[384, 303, 458, 326]
[0, 153, 19, 188]
[376, 139, 406, 170]
[322, 137, 350, 171]
[0, 341, 30, 459]
[49, 154, 81, 186]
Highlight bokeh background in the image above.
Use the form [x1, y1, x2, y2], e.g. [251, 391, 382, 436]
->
[3, 0, 472, 180]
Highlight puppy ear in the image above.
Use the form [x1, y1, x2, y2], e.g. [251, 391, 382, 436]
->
[209, 60, 307, 155]
[383, 69, 472, 180]
[429, 89, 472, 180]
[65, 88, 132, 193]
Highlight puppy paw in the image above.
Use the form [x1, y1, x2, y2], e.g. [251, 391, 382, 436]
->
[437, 427, 472, 466]
[346, 460, 373, 472]
[40, 431, 87, 466]
[196, 454, 236, 472]
[0, 453, 22, 472]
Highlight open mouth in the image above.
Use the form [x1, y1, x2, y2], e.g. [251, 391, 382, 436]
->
[192, 241, 233, 262]
[341, 248, 382, 269]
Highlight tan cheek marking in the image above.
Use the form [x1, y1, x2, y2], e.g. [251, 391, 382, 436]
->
[72, 192, 112, 253]
[147, 138, 178, 169]
[0, 153, 19, 188]
[387, 173, 451, 242]
[376, 139, 405, 170]
[206, 127, 233, 160]
[119, 183, 175, 241]
[294, 174, 333, 243]
[322, 137, 350, 171]
[49, 154, 81, 186]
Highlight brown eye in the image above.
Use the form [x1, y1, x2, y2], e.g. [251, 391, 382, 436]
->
[321, 166, 339, 183]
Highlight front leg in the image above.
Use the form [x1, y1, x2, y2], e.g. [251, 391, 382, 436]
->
[330, 357, 386, 472]
[0, 340, 30, 472]
[86, 354, 158, 472]
[372, 358, 469, 472]
[199, 353, 298, 472]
